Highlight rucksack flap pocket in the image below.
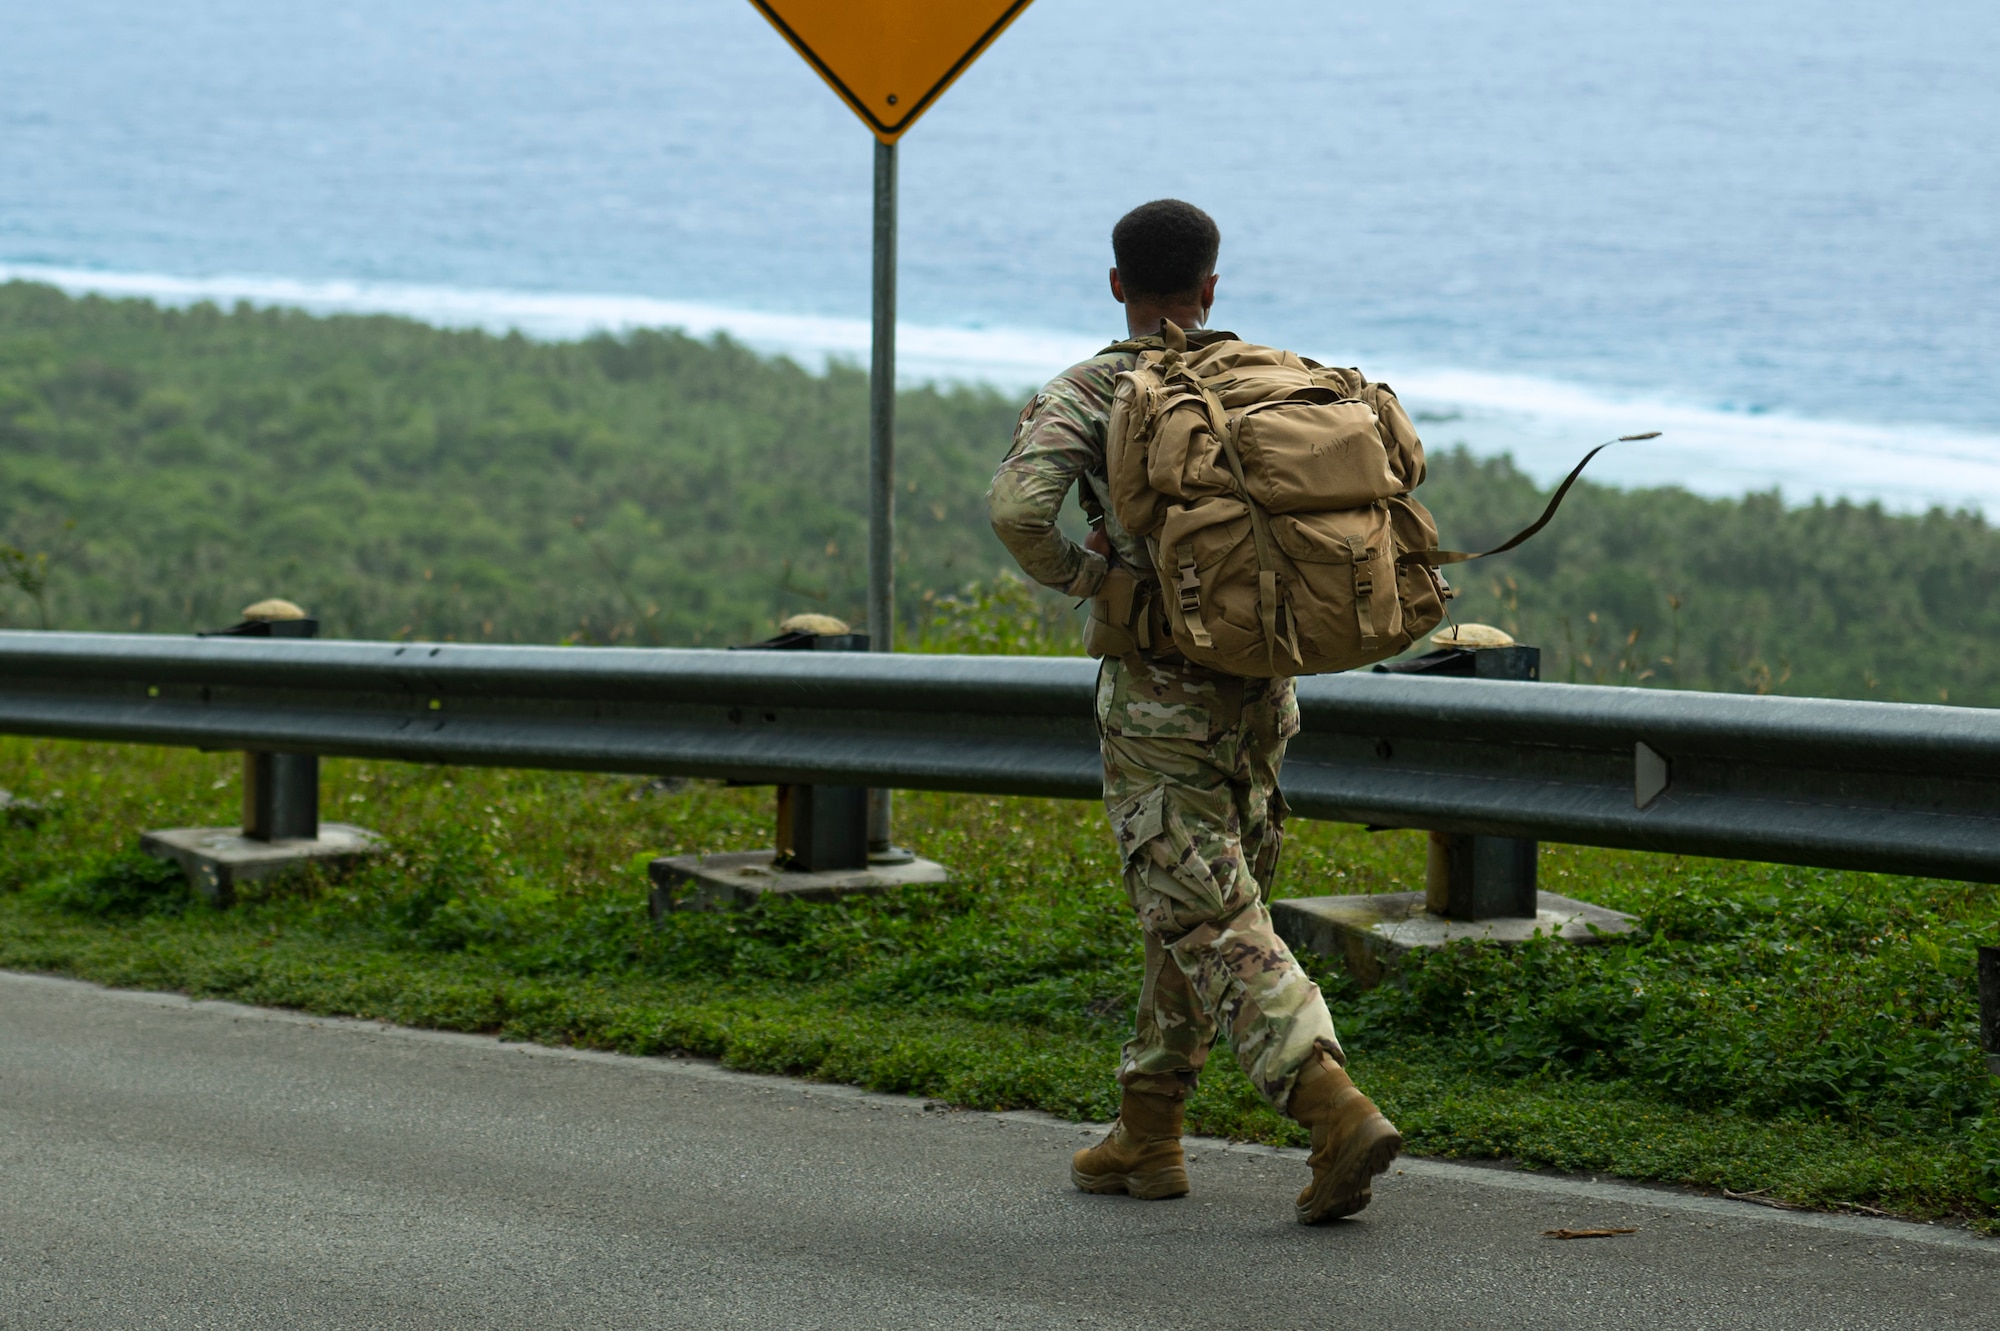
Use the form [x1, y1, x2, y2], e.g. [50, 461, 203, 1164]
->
[1384, 491, 1441, 555]
[1392, 561, 1447, 649]
[1270, 507, 1406, 670]
[1156, 498, 1269, 673]
[1146, 393, 1233, 502]
[1386, 493, 1447, 645]
[1360, 384, 1427, 491]
[1269, 505, 1395, 567]
[1233, 399, 1402, 514]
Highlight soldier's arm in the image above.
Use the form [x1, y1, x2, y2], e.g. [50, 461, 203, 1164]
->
[986, 378, 1111, 599]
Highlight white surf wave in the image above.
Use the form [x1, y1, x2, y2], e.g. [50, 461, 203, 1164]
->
[1383, 367, 2000, 517]
[0, 262, 1099, 389]
[7, 261, 1995, 515]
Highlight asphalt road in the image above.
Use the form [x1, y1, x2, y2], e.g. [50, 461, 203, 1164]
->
[0, 971, 1991, 1330]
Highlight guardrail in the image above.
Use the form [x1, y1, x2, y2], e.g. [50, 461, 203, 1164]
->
[0, 632, 1099, 796]
[3, 630, 2000, 884]
[5, 629, 1998, 1062]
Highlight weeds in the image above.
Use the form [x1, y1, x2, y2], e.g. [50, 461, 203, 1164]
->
[27, 849, 193, 919]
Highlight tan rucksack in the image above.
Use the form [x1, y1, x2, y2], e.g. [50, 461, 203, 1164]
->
[1086, 321, 1646, 678]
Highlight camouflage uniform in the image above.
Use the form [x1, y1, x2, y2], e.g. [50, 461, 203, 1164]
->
[988, 346, 1344, 1114]
[985, 351, 1149, 596]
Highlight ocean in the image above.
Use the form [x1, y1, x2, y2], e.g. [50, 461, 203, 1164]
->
[4, 0, 1996, 511]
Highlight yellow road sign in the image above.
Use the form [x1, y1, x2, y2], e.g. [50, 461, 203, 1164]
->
[749, 0, 1037, 143]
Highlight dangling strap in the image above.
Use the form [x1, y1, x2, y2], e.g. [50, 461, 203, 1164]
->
[1397, 433, 1660, 568]
[1272, 584, 1302, 666]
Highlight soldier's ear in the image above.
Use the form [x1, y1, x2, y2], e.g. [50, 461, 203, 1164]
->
[1109, 268, 1127, 306]
[1199, 272, 1218, 314]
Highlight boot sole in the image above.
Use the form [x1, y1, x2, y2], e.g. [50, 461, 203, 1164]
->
[1071, 1164, 1190, 1200]
[1295, 1118, 1402, 1224]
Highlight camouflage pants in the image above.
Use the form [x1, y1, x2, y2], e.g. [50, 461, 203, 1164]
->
[1098, 656, 1343, 1114]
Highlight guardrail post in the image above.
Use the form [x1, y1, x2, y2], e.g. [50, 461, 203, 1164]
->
[1391, 633, 1542, 922]
[236, 609, 320, 842]
[771, 627, 871, 873]
[1980, 946, 2000, 1077]
[138, 599, 383, 905]
[1426, 831, 1537, 919]
[242, 751, 319, 841]
[648, 616, 950, 913]
[1269, 625, 1638, 987]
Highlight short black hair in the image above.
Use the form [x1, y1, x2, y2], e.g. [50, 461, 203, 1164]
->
[1111, 199, 1220, 301]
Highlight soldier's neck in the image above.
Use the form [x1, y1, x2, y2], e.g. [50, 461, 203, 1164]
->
[1124, 305, 1209, 338]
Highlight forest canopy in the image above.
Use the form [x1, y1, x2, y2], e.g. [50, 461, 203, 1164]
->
[2, 280, 1994, 705]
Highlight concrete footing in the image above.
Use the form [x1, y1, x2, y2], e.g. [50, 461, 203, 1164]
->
[141, 823, 386, 906]
[649, 849, 950, 915]
[1271, 889, 1639, 989]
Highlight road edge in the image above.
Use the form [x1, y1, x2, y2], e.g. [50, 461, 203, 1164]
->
[4, 967, 1990, 1254]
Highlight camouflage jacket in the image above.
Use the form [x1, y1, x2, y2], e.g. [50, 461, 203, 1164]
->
[988, 330, 1250, 598]
[986, 348, 1146, 600]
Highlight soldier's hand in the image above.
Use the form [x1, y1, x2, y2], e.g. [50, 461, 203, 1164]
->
[1084, 527, 1113, 560]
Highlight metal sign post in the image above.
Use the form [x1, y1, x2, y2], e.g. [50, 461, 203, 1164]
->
[868, 137, 897, 658]
[866, 137, 902, 858]
[748, 0, 1038, 860]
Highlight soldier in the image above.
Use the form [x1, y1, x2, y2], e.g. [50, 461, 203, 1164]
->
[986, 199, 1402, 1223]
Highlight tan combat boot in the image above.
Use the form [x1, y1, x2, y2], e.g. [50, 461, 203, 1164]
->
[1287, 1053, 1402, 1223]
[1070, 1089, 1190, 1200]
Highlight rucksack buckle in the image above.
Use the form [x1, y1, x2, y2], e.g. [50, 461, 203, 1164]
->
[1176, 560, 1202, 613]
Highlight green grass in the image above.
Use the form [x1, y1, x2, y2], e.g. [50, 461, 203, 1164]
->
[1, 733, 1996, 1230]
